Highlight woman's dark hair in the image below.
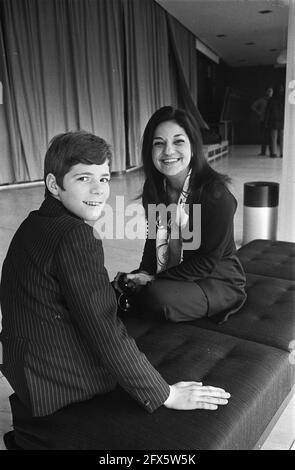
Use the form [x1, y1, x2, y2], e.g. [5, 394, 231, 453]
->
[44, 131, 112, 197]
[141, 106, 230, 215]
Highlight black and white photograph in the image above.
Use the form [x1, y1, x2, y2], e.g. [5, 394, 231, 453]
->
[0, 0, 294, 454]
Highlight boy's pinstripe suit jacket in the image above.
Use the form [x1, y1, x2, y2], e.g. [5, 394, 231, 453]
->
[0, 196, 169, 417]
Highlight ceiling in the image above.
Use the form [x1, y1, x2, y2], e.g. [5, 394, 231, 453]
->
[156, 0, 289, 67]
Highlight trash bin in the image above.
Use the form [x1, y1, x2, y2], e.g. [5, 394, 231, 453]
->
[243, 181, 279, 245]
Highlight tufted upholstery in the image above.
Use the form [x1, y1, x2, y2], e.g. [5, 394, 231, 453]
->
[116, 239, 295, 450]
[92, 328, 293, 450]
[17, 239, 290, 450]
[194, 273, 295, 351]
[238, 239, 295, 280]
[13, 325, 294, 450]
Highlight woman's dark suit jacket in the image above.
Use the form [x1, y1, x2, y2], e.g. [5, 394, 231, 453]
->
[139, 184, 247, 323]
[0, 196, 169, 417]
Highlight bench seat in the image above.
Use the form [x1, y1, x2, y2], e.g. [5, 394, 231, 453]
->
[6, 239, 295, 450]
[193, 273, 295, 351]
[25, 324, 292, 450]
[113, 239, 295, 450]
[237, 239, 295, 281]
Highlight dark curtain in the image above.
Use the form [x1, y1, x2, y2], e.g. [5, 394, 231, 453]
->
[123, 0, 207, 168]
[167, 14, 208, 130]
[123, 0, 172, 168]
[0, 0, 206, 184]
[0, 0, 126, 184]
[0, 8, 23, 183]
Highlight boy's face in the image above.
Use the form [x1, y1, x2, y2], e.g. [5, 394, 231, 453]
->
[52, 162, 110, 221]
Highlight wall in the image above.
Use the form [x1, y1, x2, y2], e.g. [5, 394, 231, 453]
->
[225, 65, 286, 145]
[197, 58, 286, 145]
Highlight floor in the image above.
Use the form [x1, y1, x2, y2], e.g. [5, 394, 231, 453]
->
[0, 145, 294, 450]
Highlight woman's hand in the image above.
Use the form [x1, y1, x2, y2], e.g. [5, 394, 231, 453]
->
[113, 271, 154, 294]
[113, 272, 128, 294]
[125, 272, 155, 289]
[164, 382, 231, 410]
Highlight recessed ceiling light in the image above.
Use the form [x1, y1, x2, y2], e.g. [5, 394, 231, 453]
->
[259, 10, 272, 14]
[216, 34, 227, 38]
[245, 42, 255, 46]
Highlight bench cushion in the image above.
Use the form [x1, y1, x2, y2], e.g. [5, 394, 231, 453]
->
[238, 239, 295, 281]
[14, 323, 293, 450]
[195, 273, 295, 352]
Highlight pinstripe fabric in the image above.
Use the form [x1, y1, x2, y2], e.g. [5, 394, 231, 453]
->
[0, 196, 170, 417]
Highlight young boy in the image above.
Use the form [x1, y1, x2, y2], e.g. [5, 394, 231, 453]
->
[0, 131, 230, 449]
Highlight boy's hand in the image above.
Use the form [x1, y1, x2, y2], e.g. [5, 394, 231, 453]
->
[164, 382, 230, 410]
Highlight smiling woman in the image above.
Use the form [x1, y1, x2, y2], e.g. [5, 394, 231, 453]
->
[114, 106, 247, 324]
[152, 121, 192, 190]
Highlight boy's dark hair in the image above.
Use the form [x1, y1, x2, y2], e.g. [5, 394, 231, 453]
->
[141, 106, 230, 214]
[44, 131, 112, 197]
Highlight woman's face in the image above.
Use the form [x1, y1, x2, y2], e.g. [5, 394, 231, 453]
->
[152, 120, 192, 180]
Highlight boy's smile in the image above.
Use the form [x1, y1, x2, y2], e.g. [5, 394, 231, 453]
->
[52, 162, 110, 221]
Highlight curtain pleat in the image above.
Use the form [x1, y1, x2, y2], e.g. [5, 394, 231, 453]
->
[0, 0, 204, 184]
[123, 0, 172, 168]
[0, 11, 22, 183]
[166, 14, 208, 130]
[0, 0, 126, 183]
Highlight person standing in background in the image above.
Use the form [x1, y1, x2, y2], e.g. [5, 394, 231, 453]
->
[251, 87, 273, 156]
[264, 84, 285, 158]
